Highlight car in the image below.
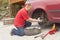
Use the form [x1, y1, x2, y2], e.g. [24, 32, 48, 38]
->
[25, 0, 60, 26]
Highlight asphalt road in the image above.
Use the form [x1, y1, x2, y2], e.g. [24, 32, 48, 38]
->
[0, 21, 60, 40]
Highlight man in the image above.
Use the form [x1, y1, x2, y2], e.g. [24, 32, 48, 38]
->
[11, 4, 42, 36]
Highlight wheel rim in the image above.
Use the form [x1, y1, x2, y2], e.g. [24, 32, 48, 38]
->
[38, 12, 50, 26]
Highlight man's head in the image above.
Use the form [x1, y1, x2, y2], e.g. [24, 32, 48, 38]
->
[25, 4, 32, 11]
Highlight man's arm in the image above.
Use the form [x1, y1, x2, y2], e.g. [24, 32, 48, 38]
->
[26, 17, 42, 22]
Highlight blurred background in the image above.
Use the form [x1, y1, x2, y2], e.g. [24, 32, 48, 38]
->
[0, 0, 27, 19]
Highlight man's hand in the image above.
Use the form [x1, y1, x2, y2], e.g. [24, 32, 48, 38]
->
[27, 17, 43, 22]
[37, 17, 43, 22]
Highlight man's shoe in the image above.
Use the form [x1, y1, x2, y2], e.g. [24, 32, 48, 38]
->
[11, 31, 14, 36]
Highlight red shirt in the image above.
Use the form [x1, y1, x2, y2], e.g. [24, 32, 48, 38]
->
[14, 8, 29, 27]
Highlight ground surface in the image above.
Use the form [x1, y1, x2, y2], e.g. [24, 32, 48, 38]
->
[0, 21, 60, 40]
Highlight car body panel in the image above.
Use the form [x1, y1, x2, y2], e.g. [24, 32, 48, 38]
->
[25, 0, 60, 23]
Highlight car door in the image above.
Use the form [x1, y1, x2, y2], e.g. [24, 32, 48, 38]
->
[46, 0, 60, 21]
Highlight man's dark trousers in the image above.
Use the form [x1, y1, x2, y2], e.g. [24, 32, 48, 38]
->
[11, 21, 32, 36]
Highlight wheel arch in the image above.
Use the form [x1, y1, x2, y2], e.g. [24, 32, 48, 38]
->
[31, 8, 48, 19]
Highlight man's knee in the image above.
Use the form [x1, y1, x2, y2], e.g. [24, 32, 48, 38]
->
[25, 21, 32, 27]
[27, 22, 32, 26]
